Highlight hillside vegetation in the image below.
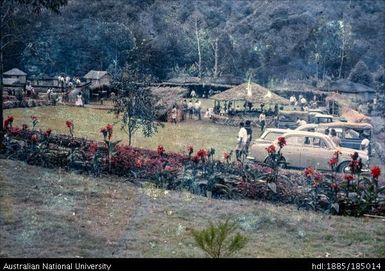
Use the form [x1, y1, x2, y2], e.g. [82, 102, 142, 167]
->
[5, 0, 384, 85]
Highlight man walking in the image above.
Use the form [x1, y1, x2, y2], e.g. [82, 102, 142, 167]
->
[259, 112, 266, 131]
[236, 122, 248, 161]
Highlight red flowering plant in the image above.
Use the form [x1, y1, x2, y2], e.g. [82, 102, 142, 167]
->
[31, 134, 39, 144]
[31, 115, 39, 130]
[223, 150, 233, 164]
[66, 120, 74, 137]
[157, 145, 165, 156]
[4, 115, 14, 130]
[370, 166, 382, 194]
[100, 124, 121, 172]
[263, 136, 287, 187]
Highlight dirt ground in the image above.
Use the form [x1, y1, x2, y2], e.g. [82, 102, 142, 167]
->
[1, 159, 385, 258]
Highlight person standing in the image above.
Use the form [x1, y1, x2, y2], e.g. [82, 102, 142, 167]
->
[171, 105, 177, 124]
[188, 100, 193, 119]
[182, 99, 188, 120]
[259, 112, 266, 131]
[75, 92, 84, 107]
[245, 120, 253, 154]
[330, 129, 341, 146]
[194, 99, 201, 120]
[236, 122, 248, 161]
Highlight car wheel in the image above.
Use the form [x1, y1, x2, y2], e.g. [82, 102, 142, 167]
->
[337, 161, 350, 173]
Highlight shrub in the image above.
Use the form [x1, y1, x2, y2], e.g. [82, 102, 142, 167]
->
[191, 218, 248, 258]
[348, 60, 374, 87]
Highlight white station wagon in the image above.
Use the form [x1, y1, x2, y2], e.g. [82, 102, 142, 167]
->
[248, 130, 369, 172]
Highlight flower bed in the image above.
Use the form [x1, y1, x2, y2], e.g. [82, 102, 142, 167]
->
[2, 117, 384, 217]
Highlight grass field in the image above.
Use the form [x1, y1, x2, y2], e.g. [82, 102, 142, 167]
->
[1, 159, 385, 258]
[5, 104, 262, 159]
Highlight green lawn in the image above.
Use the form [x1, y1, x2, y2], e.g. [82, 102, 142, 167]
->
[5, 105, 262, 159]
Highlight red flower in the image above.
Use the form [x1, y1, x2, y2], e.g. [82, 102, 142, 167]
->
[192, 155, 200, 163]
[349, 159, 362, 174]
[344, 174, 354, 182]
[8, 127, 21, 136]
[164, 165, 174, 171]
[371, 166, 381, 178]
[31, 134, 38, 143]
[44, 128, 52, 138]
[266, 144, 276, 154]
[135, 159, 144, 168]
[31, 115, 38, 121]
[197, 148, 208, 159]
[277, 136, 286, 148]
[4, 115, 14, 128]
[304, 167, 315, 177]
[334, 150, 342, 157]
[328, 157, 338, 167]
[314, 172, 323, 183]
[89, 142, 98, 154]
[157, 145, 165, 156]
[66, 120, 73, 128]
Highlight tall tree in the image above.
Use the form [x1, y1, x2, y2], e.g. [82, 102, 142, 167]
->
[0, 0, 67, 147]
[112, 64, 162, 146]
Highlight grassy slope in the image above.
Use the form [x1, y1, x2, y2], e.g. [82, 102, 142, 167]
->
[4, 103, 262, 159]
[1, 159, 384, 258]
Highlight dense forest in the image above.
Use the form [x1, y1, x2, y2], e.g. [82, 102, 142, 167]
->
[4, 0, 385, 85]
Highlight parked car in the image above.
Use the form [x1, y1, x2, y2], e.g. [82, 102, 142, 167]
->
[296, 122, 373, 154]
[315, 122, 373, 155]
[248, 130, 369, 172]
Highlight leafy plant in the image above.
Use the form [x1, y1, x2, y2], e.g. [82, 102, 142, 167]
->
[191, 218, 248, 258]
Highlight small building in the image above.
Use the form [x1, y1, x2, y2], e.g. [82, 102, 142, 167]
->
[323, 79, 376, 102]
[3, 68, 27, 84]
[83, 70, 111, 90]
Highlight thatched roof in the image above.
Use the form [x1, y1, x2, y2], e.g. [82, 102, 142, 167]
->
[150, 86, 189, 119]
[211, 83, 290, 105]
[326, 92, 370, 123]
[84, 70, 110, 80]
[4, 68, 27, 76]
[323, 79, 376, 94]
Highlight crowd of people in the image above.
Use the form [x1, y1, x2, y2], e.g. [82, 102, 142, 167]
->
[289, 94, 320, 111]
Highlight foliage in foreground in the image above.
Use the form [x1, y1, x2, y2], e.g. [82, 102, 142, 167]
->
[191, 218, 248, 258]
[2, 116, 385, 217]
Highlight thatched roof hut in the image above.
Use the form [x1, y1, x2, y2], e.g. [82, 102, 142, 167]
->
[211, 83, 289, 105]
[151, 86, 189, 121]
[326, 92, 370, 123]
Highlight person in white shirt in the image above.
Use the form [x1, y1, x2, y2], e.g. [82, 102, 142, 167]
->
[259, 112, 266, 131]
[289, 96, 297, 106]
[170, 105, 178, 124]
[187, 100, 193, 119]
[360, 135, 370, 152]
[236, 122, 248, 161]
[194, 100, 201, 120]
[296, 118, 307, 126]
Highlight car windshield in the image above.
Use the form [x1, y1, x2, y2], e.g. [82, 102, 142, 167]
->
[263, 131, 285, 141]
